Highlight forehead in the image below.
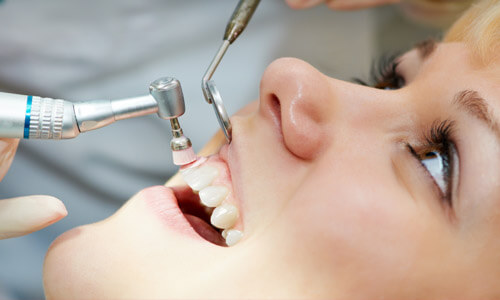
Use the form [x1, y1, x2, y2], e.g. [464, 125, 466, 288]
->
[424, 42, 499, 79]
[402, 42, 500, 103]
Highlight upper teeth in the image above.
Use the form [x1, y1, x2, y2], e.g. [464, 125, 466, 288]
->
[211, 203, 238, 229]
[181, 165, 218, 192]
[199, 186, 228, 207]
[180, 163, 242, 246]
[222, 229, 243, 247]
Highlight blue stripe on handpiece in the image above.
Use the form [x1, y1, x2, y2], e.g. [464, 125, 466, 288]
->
[23, 95, 33, 139]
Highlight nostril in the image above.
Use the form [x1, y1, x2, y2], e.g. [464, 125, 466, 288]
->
[269, 94, 282, 131]
[259, 57, 333, 160]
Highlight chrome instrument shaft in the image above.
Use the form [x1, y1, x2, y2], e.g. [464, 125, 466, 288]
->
[0, 92, 159, 139]
[0, 77, 187, 140]
[202, 0, 261, 142]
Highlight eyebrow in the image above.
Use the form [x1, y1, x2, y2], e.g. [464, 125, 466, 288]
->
[453, 90, 500, 138]
[409, 42, 500, 138]
[415, 38, 437, 60]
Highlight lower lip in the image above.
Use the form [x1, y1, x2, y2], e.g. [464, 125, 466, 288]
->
[141, 185, 204, 241]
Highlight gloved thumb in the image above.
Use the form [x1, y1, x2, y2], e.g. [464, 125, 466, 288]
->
[0, 195, 67, 240]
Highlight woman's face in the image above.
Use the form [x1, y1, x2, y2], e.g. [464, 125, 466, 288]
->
[44, 42, 500, 299]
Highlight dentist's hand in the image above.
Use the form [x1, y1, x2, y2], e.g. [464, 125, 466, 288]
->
[286, 0, 400, 10]
[0, 138, 67, 240]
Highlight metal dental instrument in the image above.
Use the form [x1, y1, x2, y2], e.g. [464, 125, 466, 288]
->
[0, 92, 159, 139]
[202, 0, 261, 143]
[149, 77, 196, 166]
[0, 77, 196, 165]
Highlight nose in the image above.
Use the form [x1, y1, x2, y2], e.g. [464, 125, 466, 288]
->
[259, 58, 337, 160]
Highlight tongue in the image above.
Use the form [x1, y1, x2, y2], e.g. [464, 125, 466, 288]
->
[184, 214, 226, 246]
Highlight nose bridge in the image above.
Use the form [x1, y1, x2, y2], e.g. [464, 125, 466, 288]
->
[330, 78, 407, 132]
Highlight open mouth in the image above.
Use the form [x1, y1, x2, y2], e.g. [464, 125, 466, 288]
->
[169, 155, 243, 247]
[172, 186, 226, 246]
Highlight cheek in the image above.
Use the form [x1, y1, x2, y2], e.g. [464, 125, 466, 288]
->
[273, 155, 429, 289]
[290, 169, 419, 254]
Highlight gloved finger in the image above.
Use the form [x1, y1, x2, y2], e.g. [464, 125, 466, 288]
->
[325, 0, 400, 10]
[0, 138, 19, 181]
[0, 195, 67, 240]
[286, 0, 325, 9]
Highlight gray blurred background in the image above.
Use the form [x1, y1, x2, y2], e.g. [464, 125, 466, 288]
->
[0, 0, 440, 299]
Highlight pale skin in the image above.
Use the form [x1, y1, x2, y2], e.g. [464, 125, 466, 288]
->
[43, 42, 500, 299]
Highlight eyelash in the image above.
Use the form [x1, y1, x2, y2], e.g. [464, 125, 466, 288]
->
[355, 53, 456, 206]
[407, 120, 456, 206]
[353, 53, 406, 90]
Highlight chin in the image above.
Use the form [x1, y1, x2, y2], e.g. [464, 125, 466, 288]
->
[43, 223, 104, 298]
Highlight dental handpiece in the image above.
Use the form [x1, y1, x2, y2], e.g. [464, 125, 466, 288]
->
[0, 92, 158, 139]
[202, 0, 261, 142]
[149, 77, 196, 166]
[0, 77, 196, 166]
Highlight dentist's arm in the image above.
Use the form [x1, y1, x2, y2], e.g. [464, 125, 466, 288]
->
[0, 138, 67, 240]
[285, 0, 400, 11]
[285, 0, 472, 28]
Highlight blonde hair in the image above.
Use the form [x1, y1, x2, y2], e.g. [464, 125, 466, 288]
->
[444, 0, 500, 65]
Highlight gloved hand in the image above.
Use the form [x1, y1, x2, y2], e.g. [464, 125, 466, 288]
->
[0, 138, 67, 240]
[285, 0, 400, 10]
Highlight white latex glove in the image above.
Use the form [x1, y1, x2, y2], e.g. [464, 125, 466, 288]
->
[0, 138, 67, 240]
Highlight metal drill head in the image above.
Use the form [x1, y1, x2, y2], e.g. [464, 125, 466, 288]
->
[149, 77, 185, 120]
[170, 135, 192, 151]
